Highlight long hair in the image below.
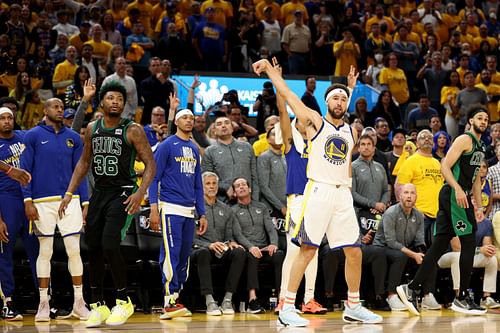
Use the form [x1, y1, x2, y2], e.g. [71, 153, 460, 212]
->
[15, 72, 32, 101]
[73, 66, 90, 96]
[432, 130, 451, 156]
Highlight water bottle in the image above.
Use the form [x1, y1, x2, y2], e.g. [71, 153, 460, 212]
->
[269, 289, 278, 310]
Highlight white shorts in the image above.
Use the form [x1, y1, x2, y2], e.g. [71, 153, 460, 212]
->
[291, 180, 360, 248]
[286, 194, 304, 235]
[33, 198, 83, 237]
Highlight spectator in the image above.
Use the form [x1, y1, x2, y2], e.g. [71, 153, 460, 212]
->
[441, 44, 453, 71]
[418, 0, 442, 30]
[101, 13, 122, 46]
[117, 8, 141, 39]
[373, 184, 436, 310]
[352, 97, 368, 126]
[485, 123, 500, 160]
[352, 133, 390, 311]
[64, 66, 92, 113]
[69, 21, 92, 55]
[432, 130, 451, 161]
[333, 28, 360, 77]
[20, 90, 44, 130]
[312, 20, 335, 76]
[366, 4, 395, 34]
[375, 118, 392, 153]
[84, 24, 112, 62]
[10, 72, 33, 110]
[475, 69, 500, 123]
[254, 81, 279, 134]
[441, 70, 462, 139]
[228, 106, 258, 140]
[253, 115, 279, 157]
[456, 71, 488, 134]
[364, 50, 385, 92]
[476, 56, 500, 86]
[102, 57, 138, 120]
[258, 6, 282, 58]
[416, 51, 449, 119]
[407, 95, 439, 131]
[52, 45, 78, 96]
[396, 129, 444, 247]
[429, 114, 442, 135]
[379, 53, 409, 118]
[78, 44, 105, 87]
[202, 116, 259, 203]
[157, 23, 189, 72]
[458, 0, 486, 24]
[0, 4, 28, 55]
[192, 7, 228, 71]
[187, 2, 206, 38]
[231, 177, 285, 314]
[473, 24, 498, 52]
[49, 33, 70, 68]
[282, 10, 311, 75]
[29, 12, 57, 55]
[106, 45, 124, 76]
[51, 10, 79, 37]
[385, 128, 406, 200]
[301, 76, 321, 115]
[364, 23, 392, 64]
[360, 127, 391, 180]
[125, 21, 155, 76]
[106, 0, 126, 22]
[190, 172, 246, 316]
[366, 90, 402, 130]
[257, 127, 286, 217]
[392, 25, 419, 98]
[126, 0, 154, 37]
[200, 0, 233, 29]
[281, 0, 309, 26]
[139, 57, 174, 126]
[143, 106, 166, 147]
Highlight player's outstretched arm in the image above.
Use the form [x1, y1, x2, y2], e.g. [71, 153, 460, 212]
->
[253, 59, 322, 129]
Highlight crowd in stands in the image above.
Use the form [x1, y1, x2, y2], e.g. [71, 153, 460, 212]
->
[1, 0, 500, 317]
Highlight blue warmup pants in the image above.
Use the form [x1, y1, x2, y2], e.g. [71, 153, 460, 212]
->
[159, 214, 195, 296]
[0, 195, 39, 297]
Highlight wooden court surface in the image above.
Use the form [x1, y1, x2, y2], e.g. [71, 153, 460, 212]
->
[3, 310, 500, 333]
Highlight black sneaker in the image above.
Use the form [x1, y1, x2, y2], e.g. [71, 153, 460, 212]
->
[49, 307, 72, 320]
[325, 296, 335, 312]
[396, 284, 420, 316]
[372, 295, 391, 311]
[247, 299, 265, 314]
[2, 301, 23, 321]
[451, 295, 487, 315]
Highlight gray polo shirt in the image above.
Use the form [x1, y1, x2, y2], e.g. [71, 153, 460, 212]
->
[352, 158, 390, 211]
[193, 200, 235, 249]
[257, 149, 287, 211]
[231, 201, 278, 249]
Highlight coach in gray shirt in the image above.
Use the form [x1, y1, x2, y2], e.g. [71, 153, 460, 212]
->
[257, 127, 287, 216]
[202, 116, 259, 202]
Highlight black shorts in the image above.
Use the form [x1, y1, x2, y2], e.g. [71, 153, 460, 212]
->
[434, 184, 476, 237]
[85, 188, 135, 248]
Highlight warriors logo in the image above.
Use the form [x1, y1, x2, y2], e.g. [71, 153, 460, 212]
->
[323, 135, 348, 165]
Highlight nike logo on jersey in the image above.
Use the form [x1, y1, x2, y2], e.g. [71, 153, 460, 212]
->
[0, 144, 4, 148]
[174, 142, 180, 145]
[41, 141, 49, 144]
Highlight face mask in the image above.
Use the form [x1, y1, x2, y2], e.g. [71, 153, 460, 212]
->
[374, 54, 383, 63]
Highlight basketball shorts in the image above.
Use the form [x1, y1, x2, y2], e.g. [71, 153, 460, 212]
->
[435, 184, 476, 237]
[291, 180, 360, 248]
[33, 198, 83, 237]
[285, 194, 304, 235]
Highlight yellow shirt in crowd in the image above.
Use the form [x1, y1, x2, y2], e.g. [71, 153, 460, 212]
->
[378, 67, 409, 104]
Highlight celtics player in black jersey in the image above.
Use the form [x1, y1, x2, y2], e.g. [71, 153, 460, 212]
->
[59, 81, 156, 327]
[397, 105, 489, 316]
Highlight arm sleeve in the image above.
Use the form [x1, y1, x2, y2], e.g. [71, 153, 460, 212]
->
[20, 132, 35, 201]
[194, 151, 206, 216]
[71, 100, 89, 133]
[148, 143, 167, 204]
[257, 155, 284, 210]
[73, 136, 89, 204]
[383, 210, 404, 250]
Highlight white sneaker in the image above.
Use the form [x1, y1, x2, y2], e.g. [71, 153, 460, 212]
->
[206, 301, 222, 316]
[35, 300, 50, 322]
[480, 296, 500, 309]
[422, 293, 441, 310]
[387, 295, 407, 311]
[71, 298, 90, 320]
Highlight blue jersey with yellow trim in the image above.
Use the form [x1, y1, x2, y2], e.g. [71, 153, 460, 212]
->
[307, 119, 354, 186]
[149, 135, 205, 216]
[285, 141, 308, 195]
[0, 130, 25, 198]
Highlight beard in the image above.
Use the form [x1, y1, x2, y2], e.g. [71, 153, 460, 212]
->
[473, 123, 486, 134]
[328, 107, 346, 120]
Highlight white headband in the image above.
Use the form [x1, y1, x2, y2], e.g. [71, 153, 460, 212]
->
[175, 109, 194, 121]
[0, 107, 13, 116]
[325, 88, 349, 104]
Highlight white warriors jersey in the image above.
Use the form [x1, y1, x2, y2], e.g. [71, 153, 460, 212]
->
[306, 119, 354, 186]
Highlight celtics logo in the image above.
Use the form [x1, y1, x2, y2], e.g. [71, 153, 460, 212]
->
[455, 220, 467, 232]
[324, 135, 348, 165]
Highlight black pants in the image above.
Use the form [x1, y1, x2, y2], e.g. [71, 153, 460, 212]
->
[85, 188, 133, 302]
[362, 245, 387, 296]
[247, 250, 285, 291]
[190, 247, 246, 296]
[319, 245, 344, 294]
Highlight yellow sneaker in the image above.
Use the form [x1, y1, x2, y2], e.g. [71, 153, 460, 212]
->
[85, 302, 111, 328]
[105, 297, 134, 326]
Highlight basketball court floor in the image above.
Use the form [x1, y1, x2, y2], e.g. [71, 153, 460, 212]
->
[2, 309, 500, 333]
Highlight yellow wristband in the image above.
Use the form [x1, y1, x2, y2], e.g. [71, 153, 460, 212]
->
[65, 192, 73, 196]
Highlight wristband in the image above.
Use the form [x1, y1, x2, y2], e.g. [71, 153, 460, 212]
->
[5, 165, 13, 175]
[65, 191, 73, 196]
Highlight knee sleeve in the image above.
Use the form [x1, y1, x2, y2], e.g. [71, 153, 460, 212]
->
[63, 235, 83, 276]
[36, 237, 54, 278]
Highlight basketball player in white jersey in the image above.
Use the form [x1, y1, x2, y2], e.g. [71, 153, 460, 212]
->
[253, 59, 383, 326]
